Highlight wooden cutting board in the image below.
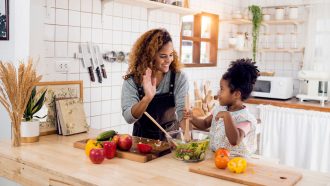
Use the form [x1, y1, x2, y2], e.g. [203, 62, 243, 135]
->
[73, 136, 171, 163]
[189, 159, 302, 186]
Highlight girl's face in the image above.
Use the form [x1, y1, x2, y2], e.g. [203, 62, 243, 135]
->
[218, 79, 235, 106]
[154, 42, 174, 73]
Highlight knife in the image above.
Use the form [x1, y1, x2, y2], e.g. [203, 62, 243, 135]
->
[80, 44, 95, 82]
[94, 45, 107, 79]
[88, 42, 102, 83]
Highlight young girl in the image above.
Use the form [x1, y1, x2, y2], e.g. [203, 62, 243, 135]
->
[186, 59, 259, 157]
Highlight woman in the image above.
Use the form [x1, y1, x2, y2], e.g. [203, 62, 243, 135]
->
[121, 28, 189, 140]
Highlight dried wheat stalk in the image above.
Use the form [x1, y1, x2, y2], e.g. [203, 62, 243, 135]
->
[0, 58, 42, 147]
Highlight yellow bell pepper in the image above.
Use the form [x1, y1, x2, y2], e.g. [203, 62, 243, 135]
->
[85, 139, 102, 157]
[227, 157, 247, 174]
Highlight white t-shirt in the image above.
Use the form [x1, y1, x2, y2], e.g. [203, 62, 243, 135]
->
[209, 105, 257, 157]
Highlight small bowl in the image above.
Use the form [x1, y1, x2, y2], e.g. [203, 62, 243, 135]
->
[166, 130, 210, 162]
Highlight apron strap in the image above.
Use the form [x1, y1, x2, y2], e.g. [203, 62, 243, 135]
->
[169, 71, 176, 95]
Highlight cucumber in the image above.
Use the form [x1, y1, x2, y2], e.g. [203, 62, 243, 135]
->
[184, 155, 190, 161]
[199, 153, 205, 160]
[96, 130, 117, 141]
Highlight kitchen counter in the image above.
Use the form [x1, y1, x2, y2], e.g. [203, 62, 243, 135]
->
[245, 97, 330, 113]
[1, 131, 330, 186]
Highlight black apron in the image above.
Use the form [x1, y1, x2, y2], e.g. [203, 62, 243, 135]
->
[133, 71, 179, 141]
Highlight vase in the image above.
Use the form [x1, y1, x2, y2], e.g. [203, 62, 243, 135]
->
[20, 119, 40, 143]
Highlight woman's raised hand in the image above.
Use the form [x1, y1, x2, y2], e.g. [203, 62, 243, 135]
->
[142, 68, 156, 102]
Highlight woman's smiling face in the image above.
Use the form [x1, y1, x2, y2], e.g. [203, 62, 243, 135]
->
[153, 42, 174, 73]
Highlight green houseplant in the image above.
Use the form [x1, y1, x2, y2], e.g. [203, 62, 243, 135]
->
[20, 86, 47, 143]
[249, 5, 262, 62]
[23, 86, 47, 121]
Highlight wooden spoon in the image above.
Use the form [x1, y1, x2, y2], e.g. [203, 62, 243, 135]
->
[184, 94, 192, 142]
[143, 112, 178, 146]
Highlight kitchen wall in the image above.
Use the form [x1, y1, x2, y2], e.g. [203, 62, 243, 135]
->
[34, 0, 241, 133]
[11, 0, 307, 133]
[0, 0, 31, 140]
[230, 0, 307, 95]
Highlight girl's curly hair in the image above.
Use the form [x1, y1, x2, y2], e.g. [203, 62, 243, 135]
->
[123, 28, 182, 85]
[222, 58, 260, 100]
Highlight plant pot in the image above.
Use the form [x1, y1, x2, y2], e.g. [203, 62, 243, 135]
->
[21, 119, 40, 143]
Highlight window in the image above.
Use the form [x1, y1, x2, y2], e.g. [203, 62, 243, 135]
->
[180, 12, 219, 67]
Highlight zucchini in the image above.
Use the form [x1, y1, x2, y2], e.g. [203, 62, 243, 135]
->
[96, 130, 117, 141]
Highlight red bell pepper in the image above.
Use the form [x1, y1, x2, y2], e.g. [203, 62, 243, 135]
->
[103, 141, 116, 159]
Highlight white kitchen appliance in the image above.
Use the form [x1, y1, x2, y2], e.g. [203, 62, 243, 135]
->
[252, 76, 293, 99]
[296, 70, 329, 107]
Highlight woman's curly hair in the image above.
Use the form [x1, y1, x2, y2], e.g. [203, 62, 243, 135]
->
[222, 58, 260, 100]
[123, 28, 182, 85]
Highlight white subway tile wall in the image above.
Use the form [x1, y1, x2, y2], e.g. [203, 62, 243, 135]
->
[40, 0, 305, 133]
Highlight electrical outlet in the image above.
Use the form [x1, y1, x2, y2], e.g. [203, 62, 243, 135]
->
[56, 61, 69, 72]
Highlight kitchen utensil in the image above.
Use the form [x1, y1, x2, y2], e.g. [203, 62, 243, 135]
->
[189, 159, 303, 186]
[88, 42, 102, 83]
[259, 71, 275, 76]
[103, 51, 117, 62]
[166, 130, 209, 162]
[93, 45, 107, 78]
[77, 44, 95, 82]
[194, 81, 202, 100]
[184, 94, 191, 142]
[183, 0, 189, 8]
[143, 112, 178, 146]
[171, 0, 182, 6]
[116, 51, 126, 63]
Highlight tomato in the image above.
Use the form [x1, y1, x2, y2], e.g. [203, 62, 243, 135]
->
[215, 148, 230, 158]
[89, 148, 104, 164]
[214, 155, 229, 169]
[137, 143, 153, 154]
[103, 141, 117, 159]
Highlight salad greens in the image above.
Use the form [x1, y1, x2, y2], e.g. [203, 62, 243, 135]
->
[172, 139, 209, 162]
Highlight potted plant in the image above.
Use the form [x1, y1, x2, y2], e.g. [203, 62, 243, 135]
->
[249, 5, 262, 62]
[0, 59, 42, 146]
[21, 87, 47, 143]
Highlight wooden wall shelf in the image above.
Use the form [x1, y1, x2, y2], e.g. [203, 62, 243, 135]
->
[219, 48, 304, 53]
[102, 0, 198, 16]
[221, 19, 304, 26]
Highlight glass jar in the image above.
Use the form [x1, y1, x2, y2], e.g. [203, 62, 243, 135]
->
[290, 33, 297, 49]
[275, 7, 285, 20]
[276, 33, 284, 48]
[288, 6, 298, 20]
[263, 33, 270, 49]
